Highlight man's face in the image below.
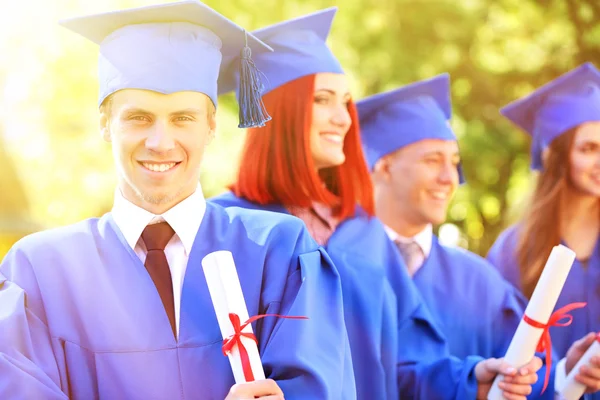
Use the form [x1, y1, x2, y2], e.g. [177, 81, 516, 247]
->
[384, 139, 460, 228]
[101, 89, 215, 212]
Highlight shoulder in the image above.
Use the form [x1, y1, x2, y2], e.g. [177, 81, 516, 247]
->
[486, 224, 521, 268]
[489, 224, 521, 255]
[434, 238, 527, 308]
[207, 202, 319, 253]
[436, 239, 512, 283]
[7, 218, 101, 258]
[486, 224, 524, 289]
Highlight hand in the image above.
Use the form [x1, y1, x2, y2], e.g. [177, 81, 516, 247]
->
[475, 356, 542, 400]
[225, 379, 284, 400]
[566, 332, 600, 393]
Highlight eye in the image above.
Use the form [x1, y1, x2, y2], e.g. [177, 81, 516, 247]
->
[314, 96, 329, 105]
[129, 115, 151, 122]
[577, 142, 599, 154]
[174, 116, 194, 122]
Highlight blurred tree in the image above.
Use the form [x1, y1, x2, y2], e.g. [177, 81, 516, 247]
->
[0, 127, 38, 258]
[2, 0, 600, 259]
[207, 0, 600, 254]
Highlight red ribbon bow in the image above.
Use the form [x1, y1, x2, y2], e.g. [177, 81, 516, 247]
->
[522, 302, 587, 393]
[222, 312, 308, 382]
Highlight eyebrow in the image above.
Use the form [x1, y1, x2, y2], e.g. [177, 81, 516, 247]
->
[314, 88, 352, 98]
[121, 107, 154, 117]
[169, 108, 203, 117]
[422, 150, 461, 158]
[120, 107, 203, 117]
[576, 139, 600, 145]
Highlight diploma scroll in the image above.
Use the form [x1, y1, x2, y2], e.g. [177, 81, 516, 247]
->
[202, 250, 266, 383]
[487, 245, 576, 400]
[559, 333, 600, 400]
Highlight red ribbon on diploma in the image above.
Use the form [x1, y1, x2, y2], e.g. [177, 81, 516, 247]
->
[522, 302, 587, 393]
[222, 313, 308, 382]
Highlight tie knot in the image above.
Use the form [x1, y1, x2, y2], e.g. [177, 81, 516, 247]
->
[395, 239, 424, 276]
[141, 222, 175, 251]
[396, 239, 421, 255]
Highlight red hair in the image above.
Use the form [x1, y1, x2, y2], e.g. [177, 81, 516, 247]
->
[231, 74, 374, 220]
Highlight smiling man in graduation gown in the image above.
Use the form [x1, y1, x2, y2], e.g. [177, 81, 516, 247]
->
[0, 2, 355, 399]
[358, 73, 600, 399]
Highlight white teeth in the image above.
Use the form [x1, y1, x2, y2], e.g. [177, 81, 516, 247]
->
[322, 133, 343, 143]
[142, 162, 176, 172]
[430, 191, 448, 200]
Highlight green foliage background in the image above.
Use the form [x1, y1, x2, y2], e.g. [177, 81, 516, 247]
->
[1, 0, 599, 258]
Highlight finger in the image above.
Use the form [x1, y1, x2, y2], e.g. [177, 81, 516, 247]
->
[575, 374, 600, 390]
[498, 380, 532, 397]
[486, 358, 517, 376]
[503, 372, 538, 385]
[521, 356, 543, 374]
[575, 332, 598, 351]
[500, 393, 527, 400]
[229, 380, 284, 397]
[590, 356, 600, 367]
[579, 365, 600, 380]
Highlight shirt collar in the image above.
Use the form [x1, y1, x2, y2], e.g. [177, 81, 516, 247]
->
[384, 224, 433, 258]
[111, 185, 206, 255]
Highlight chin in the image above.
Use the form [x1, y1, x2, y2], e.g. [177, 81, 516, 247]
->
[323, 154, 346, 169]
[426, 211, 447, 226]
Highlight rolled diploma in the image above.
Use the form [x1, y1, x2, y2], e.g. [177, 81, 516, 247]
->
[559, 334, 600, 400]
[202, 250, 266, 383]
[488, 245, 576, 400]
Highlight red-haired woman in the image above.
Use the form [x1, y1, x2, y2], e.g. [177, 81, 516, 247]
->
[213, 8, 541, 400]
[489, 63, 600, 395]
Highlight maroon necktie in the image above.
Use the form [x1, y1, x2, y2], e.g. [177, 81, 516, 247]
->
[141, 222, 176, 336]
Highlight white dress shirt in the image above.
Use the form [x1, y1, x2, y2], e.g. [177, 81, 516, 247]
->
[384, 224, 432, 275]
[111, 186, 206, 337]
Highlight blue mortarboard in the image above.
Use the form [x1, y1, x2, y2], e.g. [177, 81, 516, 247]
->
[357, 73, 464, 182]
[501, 62, 600, 170]
[218, 7, 343, 97]
[59, 0, 273, 128]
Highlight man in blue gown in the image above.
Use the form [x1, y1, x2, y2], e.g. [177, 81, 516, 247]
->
[358, 73, 600, 399]
[0, 2, 355, 399]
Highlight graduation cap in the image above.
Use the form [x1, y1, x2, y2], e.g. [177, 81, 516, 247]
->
[218, 7, 344, 97]
[357, 73, 464, 182]
[60, 0, 274, 128]
[501, 62, 600, 170]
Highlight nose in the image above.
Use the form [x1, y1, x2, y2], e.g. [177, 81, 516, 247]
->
[594, 153, 600, 168]
[331, 103, 352, 130]
[438, 161, 459, 186]
[145, 121, 175, 152]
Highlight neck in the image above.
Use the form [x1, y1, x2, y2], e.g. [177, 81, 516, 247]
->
[121, 185, 196, 215]
[561, 190, 600, 227]
[375, 191, 428, 238]
[559, 187, 600, 259]
[561, 188, 600, 231]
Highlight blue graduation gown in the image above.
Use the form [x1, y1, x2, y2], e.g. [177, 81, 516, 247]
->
[488, 225, 600, 360]
[415, 236, 527, 359]
[211, 192, 481, 400]
[488, 225, 600, 400]
[415, 236, 554, 399]
[0, 203, 355, 399]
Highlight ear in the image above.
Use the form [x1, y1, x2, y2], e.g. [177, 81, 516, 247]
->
[541, 147, 550, 169]
[373, 156, 393, 183]
[206, 110, 217, 145]
[99, 110, 111, 143]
